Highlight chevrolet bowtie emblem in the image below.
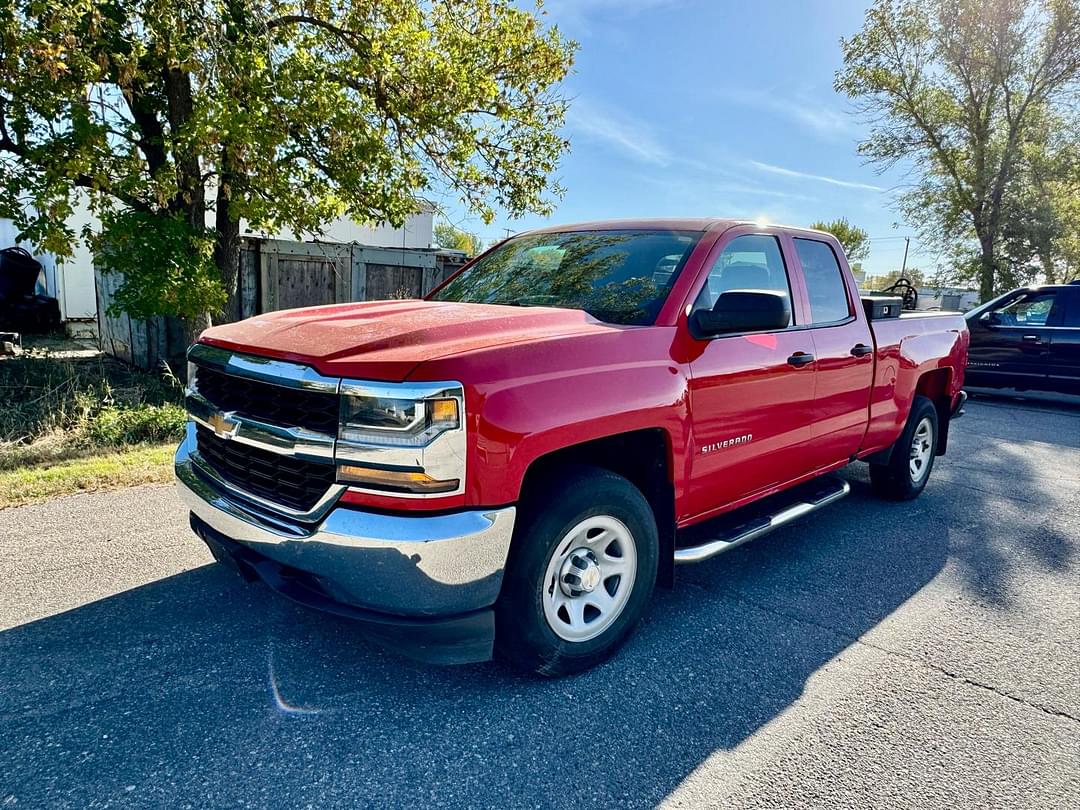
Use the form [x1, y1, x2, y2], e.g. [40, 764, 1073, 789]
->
[207, 410, 240, 439]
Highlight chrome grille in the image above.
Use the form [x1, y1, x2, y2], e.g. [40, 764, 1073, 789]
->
[195, 426, 336, 512]
[193, 364, 339, 434]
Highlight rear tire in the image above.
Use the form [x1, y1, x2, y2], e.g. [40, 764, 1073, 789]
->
[495, 466, 658, 677]
[870, 395, 939, 501]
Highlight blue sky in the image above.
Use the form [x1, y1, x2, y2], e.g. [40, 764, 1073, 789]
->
[442, 0, 930, 279]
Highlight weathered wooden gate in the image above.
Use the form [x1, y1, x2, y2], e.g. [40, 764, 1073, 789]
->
[94, 267, 186, 370]
[236, 239, 449, 319]
[98, 236, 462, 369]
[256, 240, 351, 314]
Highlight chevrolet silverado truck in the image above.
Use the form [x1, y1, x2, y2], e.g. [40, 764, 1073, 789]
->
[965, 280, 1080, 394]
[175, 219, 969, 676]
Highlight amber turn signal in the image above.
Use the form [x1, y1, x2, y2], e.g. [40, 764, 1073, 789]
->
[337, 464, 459, 494]
[428, 398, 459, 427]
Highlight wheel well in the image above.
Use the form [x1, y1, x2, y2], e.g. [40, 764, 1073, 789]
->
[520, 429, 676, 588]
[915, 369, 953, 455]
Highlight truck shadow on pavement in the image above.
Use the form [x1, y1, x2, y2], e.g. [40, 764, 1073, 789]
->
[2, 405, 1075, 807]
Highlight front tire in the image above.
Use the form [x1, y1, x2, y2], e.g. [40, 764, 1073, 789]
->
[495, 466, 658, 677]
[870, 395, 939, 501]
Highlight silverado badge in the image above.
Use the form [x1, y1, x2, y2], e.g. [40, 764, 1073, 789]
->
[701, 433, 753, 454]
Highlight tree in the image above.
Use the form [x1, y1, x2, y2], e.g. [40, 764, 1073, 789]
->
[434, 222, 484, 257]
[865, 266, 926, 290]
[997, 111, 1080, 284]
[0, 0, 575, 324]
[836, 0, 1080, 301]
[809, 217, 870, 261]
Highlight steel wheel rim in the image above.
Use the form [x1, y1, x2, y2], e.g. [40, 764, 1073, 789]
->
[541, 515, 637, 643]
[909, 417, 934, 483]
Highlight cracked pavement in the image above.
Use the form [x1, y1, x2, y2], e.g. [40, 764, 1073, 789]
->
[1, 393, 1078, 808]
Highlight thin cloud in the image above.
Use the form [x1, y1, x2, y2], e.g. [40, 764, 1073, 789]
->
[750, 161, 886, 192]
[716, 88, 859, 140]
[712, 182, 816, 202]
[787, 104, 855, 137]
[566, 101, 672, 166]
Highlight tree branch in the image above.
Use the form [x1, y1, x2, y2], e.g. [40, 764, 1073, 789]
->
[265, 14, 372, 56]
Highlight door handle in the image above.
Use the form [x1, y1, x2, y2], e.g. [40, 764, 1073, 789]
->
[1021, 335, 1041, 343]
[787, 351, 815, 367]
[850, 343, 873, 357]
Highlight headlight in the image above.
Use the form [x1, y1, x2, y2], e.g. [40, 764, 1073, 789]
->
[338, 392, 460, 447]
[336, 382, 466, 497]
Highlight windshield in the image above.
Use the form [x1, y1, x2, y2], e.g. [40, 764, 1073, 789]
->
[429, 229, 704, 325]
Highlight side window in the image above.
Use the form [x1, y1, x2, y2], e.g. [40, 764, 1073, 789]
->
[992, 291, 1058, 326]
[1063, 292, 1080, 327]
[794, 238, 852, 324]
[692, 234, 793, 327]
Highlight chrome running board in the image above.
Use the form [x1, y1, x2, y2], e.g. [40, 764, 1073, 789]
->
[674, 477, 850, 564]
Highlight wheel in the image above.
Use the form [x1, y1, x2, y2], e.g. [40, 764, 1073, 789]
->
[495, 466, 658, 677]
[870, 395, 939, 501]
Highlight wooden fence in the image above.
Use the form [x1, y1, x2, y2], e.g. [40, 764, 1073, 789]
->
[96, 237, 466, 370]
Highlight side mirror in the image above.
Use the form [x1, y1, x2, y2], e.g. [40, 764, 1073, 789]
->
[979, 311, 1000, 326]
[691, 290, 791, 338]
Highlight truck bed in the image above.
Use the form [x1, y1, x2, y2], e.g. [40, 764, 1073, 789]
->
[860, 310, 969, 456]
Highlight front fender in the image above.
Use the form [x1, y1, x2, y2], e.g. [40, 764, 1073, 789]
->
[412, 327, 692, 508]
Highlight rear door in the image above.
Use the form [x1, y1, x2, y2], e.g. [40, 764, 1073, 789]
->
[683, 229, 818, 519]
[791, 237, 875, 470]
[967, 289, 1063, 388]
[1046, 286, 1080, 393]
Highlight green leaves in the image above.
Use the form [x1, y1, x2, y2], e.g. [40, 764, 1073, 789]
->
[91, 209, 225, 320]
[0, 0, 575, 318]
[836, 0, 1080, 297]
[809, 218, 871, 262]
[433, 222, 483, 256]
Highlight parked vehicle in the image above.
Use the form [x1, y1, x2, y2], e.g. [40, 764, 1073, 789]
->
[175, 219, 969, 676]
[0, 246, 60, 334]
[965, 281, 1080, 395]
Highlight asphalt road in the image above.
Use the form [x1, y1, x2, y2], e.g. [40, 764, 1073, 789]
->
[2, 395, 1078, 808]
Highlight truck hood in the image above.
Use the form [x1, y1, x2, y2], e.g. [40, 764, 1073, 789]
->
[199, 299, 618, 381]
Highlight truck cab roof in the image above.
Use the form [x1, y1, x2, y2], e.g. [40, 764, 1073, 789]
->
[519, 218, 838, 241]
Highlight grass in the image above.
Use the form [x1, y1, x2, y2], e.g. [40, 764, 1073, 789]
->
[0, 444, 175, 508]
[0, 348, 187, 506]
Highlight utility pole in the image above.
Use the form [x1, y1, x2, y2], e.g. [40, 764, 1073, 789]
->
[900, 237, 910, 276]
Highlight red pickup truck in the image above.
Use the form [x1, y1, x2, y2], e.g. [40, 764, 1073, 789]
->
[176, 219, 968, 675]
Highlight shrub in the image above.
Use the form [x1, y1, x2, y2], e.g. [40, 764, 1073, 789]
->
[86, 403, 187, 447]
[0, 354, 186, 457]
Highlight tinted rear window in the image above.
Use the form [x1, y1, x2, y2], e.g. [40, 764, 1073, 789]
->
[794, 238, 852, 324]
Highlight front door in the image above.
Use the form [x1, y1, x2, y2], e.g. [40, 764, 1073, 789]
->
[968, 289, 1063, 388]
[684, 231, 817, 520]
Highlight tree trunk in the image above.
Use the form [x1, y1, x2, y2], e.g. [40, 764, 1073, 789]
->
[212, 141, 245, 323]
[215, 208, 242, 324]
[978, 232, 996, 303]
[1039, 251, 1056, 285]
[181, 313, 212, 362]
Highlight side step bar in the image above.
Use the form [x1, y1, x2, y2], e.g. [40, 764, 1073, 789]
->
[674, 477, 850, 564]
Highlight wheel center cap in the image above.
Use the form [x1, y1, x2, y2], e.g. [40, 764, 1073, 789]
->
[560, 549, 601, 596]
[579, 564, 601, 592]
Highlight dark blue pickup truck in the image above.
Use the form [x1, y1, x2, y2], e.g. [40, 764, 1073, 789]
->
[965, 281, 1080, 395]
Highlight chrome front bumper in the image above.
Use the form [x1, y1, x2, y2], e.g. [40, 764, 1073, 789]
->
[175, 428, 516, 619]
